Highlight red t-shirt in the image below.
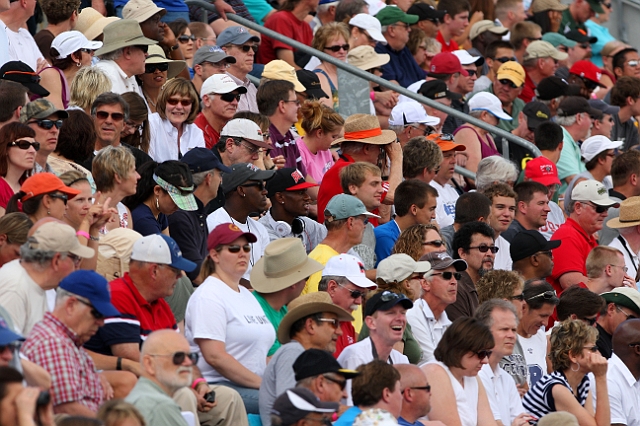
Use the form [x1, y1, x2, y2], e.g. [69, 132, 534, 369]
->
[0, 178, 14, 209]
[256, 11, 313, 64]
[436, 31, 459, 53]
[194, 112, 220, 150]
[519, 72, 536, 103]
[333, 321, 356, 358]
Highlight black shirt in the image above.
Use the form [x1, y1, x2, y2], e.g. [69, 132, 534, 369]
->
[595, 322, 612, 358]
[168, 196, 208, 282]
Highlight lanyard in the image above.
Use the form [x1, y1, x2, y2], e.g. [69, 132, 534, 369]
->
[370, 337, 393, 365]
[617, 235, 639, 280]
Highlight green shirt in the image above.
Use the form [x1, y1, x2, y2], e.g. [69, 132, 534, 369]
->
[125, 377, 188, 426]
[358, 322, 422, 365]
[475, 84, 524, 133]
[559, 9, 586, 34]
[556, 126, 586, 196]
[254, 292, 288, 356]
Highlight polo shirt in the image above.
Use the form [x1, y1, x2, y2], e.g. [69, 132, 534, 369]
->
[168, 196, 208, 282]
[595, 353, 640, 426]
[548, 217, 596, 295]
[125, 377, 188, 426]
[257, 11, 312, 64]
[519, 73, 537, 103]
[398, 418, 422, 426]
[375, 43, 426, 88]
[253, 292, 288, 357]
[84, 273, 177, 355]
[436, 30, 459, 53]
[445, 270, 478, 321]
[479, 363, 524, 424]
[374, 220, 401, 265]
[559, 9, 586, 34]
[269, 123, 307, 175]
[194, 112, 220, 150]
[406, 298, 451, 364]
[556, 126, 586, 195]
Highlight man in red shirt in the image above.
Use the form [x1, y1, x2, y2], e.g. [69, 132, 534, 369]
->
[520, 41, 568, 103]
[435, 0, 470, 53]
[549, 180, 619, 294]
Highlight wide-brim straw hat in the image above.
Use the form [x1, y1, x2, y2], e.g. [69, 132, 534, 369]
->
[95, 19, 158, 57]
[277, 292, 354, 344]
[250, 238, 324, 293]
[607, 196, 640, 228]
[76, 7, 120, 42]
[145, 45, 186, 80]
[331, 113, 397, 146]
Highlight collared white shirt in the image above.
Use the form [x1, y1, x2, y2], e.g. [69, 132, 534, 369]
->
[4, 25, 43, 70]
[494, 235, 513, 271]
[609, 235, 640, 279]
[95, 60, 140, 95]
[148, 113, 205, 162]
[479, 363, 525, 424]
[592, 353, 640, 426]
[406, 298, 451, 365]
[226, 72, 259, 113]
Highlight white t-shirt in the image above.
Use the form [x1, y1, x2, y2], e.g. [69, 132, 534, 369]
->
[185, 276, 276, 383]
[258, 211, 327, 254]
[148, 113, 205, 162]
[206, 208, 271, 281]
[4, 26, 43, 70]
[0, 23, 10, 68]
[517, 328, 548, 387]
[479, 363, 524, 424]
[406, 298, 451, 365]
[592, 353, 640, 426]
[538, 201, 565, 241]
[430, 180, 458, 229]
[95, 60, 140, 95]
[494, 235, 513, 271]
[0, 259, 48, 335]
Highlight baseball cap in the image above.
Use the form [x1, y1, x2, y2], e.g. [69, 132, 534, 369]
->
[496, 61, 526, 87]
[509, 230, 561, 262]
[130, 234, 197, 272]
[377, 253, 431, 283]
[535, 76, 570, 100]
[266, 168, 318, 198]
[0, 61, 49, 96]
[365, 291, 413, 316]
[452, 49, 484, 66]
[58, 270, 120, 317]
[418, 80, 461, 100]
[524, 156, 561, 185]
[193, 45, 236, 67]
[389, 100, 440, 127]
[322, 253, 378, 289]
[600, 287, 640, 315]
[348, 13, 387, 44]
[296, 70, 329, 100]
[347, 45, 390, 71]
[200, 74, 247, 99]
[375, 6, 419, 26]
[541, 32, 576, 48]
[221, 162, 275, 194]
[580, 135, 623, 162]
[324, 194, 380, 222]
[524, 40, 568, 61]
[51, 31, 102, 60]
[407, 3, 446, 23]
[20, 98, 68, 122]
[207, 222, 257, 250]
[469, 20, 508, 40]
[262, 60, 306, 92]
[601, 40, 631, 58]
[219, 118, 271, 149]
[571, 179, 619, 206]
[565, 29, 598, 44]
[152, 173, 197, 211]
[180, 147, 232, 174]
[589, 99, 619, 116]
[271, 388, 338, 425]
[532, 0, 568, 13]
[569, 60, 605, 87]
[468, 92, 513, 121]
[523, 101, 551, 130]
[0, 316, 23, 346]
[20, 173, 80, 202]
[29, 221, 95, 259]
[557, 96, 601, 118]
[122, 0, 165, 22]
[419, 251, 467, 271]
[427, 132, 466, 152]
[293, 349, 360, 381]
[429, 52, 468, 76]
[216, 26, 260, 46]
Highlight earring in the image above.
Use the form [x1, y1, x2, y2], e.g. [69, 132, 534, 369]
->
[47, 210, 50, 215]
[155, 197, 160, 209]
[571, 361, 580, 372]
[76, 62, 81, 67]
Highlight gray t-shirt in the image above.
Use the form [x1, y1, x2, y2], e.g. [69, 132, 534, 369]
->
[612, 113, 640, 151]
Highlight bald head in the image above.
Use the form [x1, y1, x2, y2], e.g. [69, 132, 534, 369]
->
[141, 329, 190, 362]
[613, 318, 640, 356]
[395, 364, 426, 389]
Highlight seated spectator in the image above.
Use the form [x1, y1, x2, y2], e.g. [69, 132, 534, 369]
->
[446, 50, 484, 133]
[429, 134, 466, 228]
[120, 92, 150, 154]
[388, 102, 440, 148]
[0, 61, 50, 99]
[218, 26, 261, 113]
[520, 41, 568, 103]
[607, 196, 640, 274]
[6, 173, 80, 223]
[510, 230, 560, 281]
[584, 245, 632, 294]
[568, 61, 608, 100]
[588, 99, 618, 139]
[596, 288, 640, 358]
[0, 212, 31, 267]
[271, 387, 339, 426]
[502, 181, 552, 243]
[401, 136, 443, 184]
[191, 45, 235, 96]
[415, 80, 459, 133]
[435, 0, 470, 53]
[475, 61, 526, 133]
[0, 81, 28, 128]
[610, 76, 640, 151]
[534, 76, 570, 118]
[49, 111, 96, 184]
[139, 45, 186, 114]
[511, 22, 542, 64]
[0, 0, 45, 70]
[408, 3, 445, 38]
[481, 183, 516, 270]
[469, 21, 508, 58]
[348, 13, 387, 48]
[75, 7, 120, 43]
[21, 98, 68, 174]
[521, 158, 566, 241]
[391, 223, 448, 260]
[529, 0, 566, 33]
[167, 19, 194, 73]
[0, 122, 37, 215]
[473, 40, 515, 94]
[395, 363, 434, 426]
[555, 286, 605, 329]
[68, 67, 112, 115]
[34, 0, 81, 62]
[439, 192, 492, 256]
[0, 367, 53, 425]
[312, 22, 350, 110]
[97, 400, 145, 426]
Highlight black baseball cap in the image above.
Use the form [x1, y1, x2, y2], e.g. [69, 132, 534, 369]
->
[565, 29, 598, 45]
[365, 291, 413, 317]
[296, 70, 328, 100]
[557, 96, 602, 118]
[271, 388, 338, 426]
[266, 167, 318, 198]
[523, 101, 551, 130]
[0, 61, 49, 96]
[535, 76, 569, 101]
[180, 147, 231, 174]
[509, 230, 561, 262]
[221, 162, 275, 194]
[293, 349, 360, 381]
[407, 3, 446, 23]
[418, 80, 461, 100]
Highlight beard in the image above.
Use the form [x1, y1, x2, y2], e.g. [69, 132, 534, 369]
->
[156, 366, 193, 394]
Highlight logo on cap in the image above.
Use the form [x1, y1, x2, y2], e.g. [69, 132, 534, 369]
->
[229, 223, 241, 231]
[436, 252, 449, 260]
[598, 186, 606, 195]
[245, 163, 260, 172]
[358, 261, 365, 273]
[540, 164, 553, 173]
[291, 170, 304, 183]
[208, 46, 224, 53]
[237, 27, 247, 33]
[536, 111, 549, 119]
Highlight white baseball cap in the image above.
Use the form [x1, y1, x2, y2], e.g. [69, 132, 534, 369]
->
[389, 100, 440, 127]
[377, 253, 431, 283]
[322, 254, 378, 289]
[452, 49, 483, 66]
[200, 74, 247, 99]
[571, 179, 620, 207]
[220, 118, 270, 147]
[51, 30, 103, 60]
[348, 13, 387, 45]
[580, 135, 623, 162]
[468, 92, 512, 121]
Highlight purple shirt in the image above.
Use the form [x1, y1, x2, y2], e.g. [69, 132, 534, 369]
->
[268, 124, 307, 176]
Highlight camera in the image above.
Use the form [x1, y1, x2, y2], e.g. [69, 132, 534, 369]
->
[36, 391, 50, 407]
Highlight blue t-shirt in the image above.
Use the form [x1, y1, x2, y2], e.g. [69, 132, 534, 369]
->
[374, 220, 401, 266]
[114, 0, 187, 12]
[131, 204, 169, 236]
[375, 43, 427, 88]
[334, 407, 362, 426]
[398, 417, 422, 426]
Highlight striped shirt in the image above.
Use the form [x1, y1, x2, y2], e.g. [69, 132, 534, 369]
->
[522, 370, 590, 423]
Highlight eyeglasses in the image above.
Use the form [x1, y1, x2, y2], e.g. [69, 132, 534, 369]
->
[238, 44, 258, 53]
[178, 34, 196, 43]
[9, 139, 40, 151]
[495, 56, 517, 63]
[336, 281, 366, 299]
[407, 125, 432, 136]
[616, 304, 638, 320]
[498, 79, 519, 89]
[145, 62, 169, 73]
[468, 245, 499, 253]
[325, 43, 350, 52]
[465, 69, 477, 76]
[402, 385, 432, 395]
[627, 60, 640, 68]
[536, 250, 553, 258]
[422, 239, 445, 247]
[49, 193, 68, 204]
[509, 293, 525, 301]
[76, 298, 104, 319]
[66, 252, 82, 267]
[475, 349, 492, 359]
[225, 244, 251, 253]
[380, 291, 408, 302]
[0, 342, 20, 353]
[149, 351, 199, 365]
[431, 271, 462, 280]
[353, 215, 369, 225]
[583, 202, 609, 214]
[95, 111, 124, 121]
[236, 140, 260, 154]
[167, 98, 193, 107]
[526, 290, 557, 301]
[80, 48, 95, 55]
[391, 23, 410, 29]
[609, 264, 629, 273]
[282, 99, 301, 106]
[583, 345, 599, 352]
[203, 61, 230, 69]
[125, 121, 143, 132]
[316, 317, 340, 329]
[323, 374, 346, 390]
[241, 181, 266, 191]
[29, 119, 63, 130]
[219, 92, 242, 103]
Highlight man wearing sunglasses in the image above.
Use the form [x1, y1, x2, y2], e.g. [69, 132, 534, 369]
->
[520, 41, 568, 103]
[395, 364, 433, 426]
[20, 98, 68, 174]
[475, 61, 525, 133]
[473, 40, 515, 94]
[596, 288, 640, 358]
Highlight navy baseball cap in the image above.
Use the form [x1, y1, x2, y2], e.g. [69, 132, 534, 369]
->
[59, 270, 121, 318]
[181, 147, 232, 174]
[365, 291, 413, 316]
[130, 234, 197, 273]
[0, 316, 23, 345]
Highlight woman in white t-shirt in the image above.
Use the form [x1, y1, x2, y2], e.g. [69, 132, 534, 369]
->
[185, 222, 276, 415]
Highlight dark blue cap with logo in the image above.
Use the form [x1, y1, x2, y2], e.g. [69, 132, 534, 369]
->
[181, 147, 232, 174]
[59, 270, 121, 318]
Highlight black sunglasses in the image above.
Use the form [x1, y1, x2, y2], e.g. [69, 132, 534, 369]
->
[241, 181, 266, 191]
[422, 239, 444, 247]
[323, 374, 346, 390]
[0, 342, 20, 353]
[527, 290, 557, 301]
[145, 62, 169, 73]
[49, 193, 68, 205]
[469, 245, 499, 253]
[95, 111, 125, 121]
[238, 44, 258, 53]
[509, 293, 525, 301]
[406, 385, 431, 393]
[219, 92, 242, 103]
[475, 349, 492, 359]
[178, 34, 196, 43]
[336, 282, 366, 299]
[134, 45, 148, 53]
[226, 244, 251, 253]
[582, 316, 598, 326]
[498, 79, 519, 89]
[431, 271, 462, 280]
[495, 56, 517, 63]
[150, 351, 199, 365]
[536, 250, 553, 258]
[465, 69, 477, 76]
[584, 201, 609, 214]
[9, 139, 40, 151]
[76, 298, 104, 319]
[29, 119, 63, 130]
[325, 43, 349, 52]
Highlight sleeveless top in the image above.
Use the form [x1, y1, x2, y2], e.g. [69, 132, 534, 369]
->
[36, 66, 69, 108]
[522, 370, 590, 424]
[313, 68, 338, 111]
[100, 202, 130, 235]
[430, 361, 479, 426]
[453, 125, 500, 159]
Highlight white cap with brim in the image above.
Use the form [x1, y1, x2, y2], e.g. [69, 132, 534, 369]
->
[200, 74, 247, 99]
[571, 179, 620, 207]
[580, 135, 623, 162]
[349, 14, 387, 44]
[322, 253, 378, 289]
[377, 253, 431, 283]
[468, 92, 512, 121]
[389, 100, 440, 127]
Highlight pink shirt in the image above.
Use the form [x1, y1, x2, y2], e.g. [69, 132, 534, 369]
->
[296, 137, 334, 184]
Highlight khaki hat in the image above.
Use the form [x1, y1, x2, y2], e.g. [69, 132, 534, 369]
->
[96, 228, 143, 282]
[145, 45, 186, 80]
[75, 7, 120, 42]
[331, 113, 396, 146]
[524, 40, 568, 61]
[95, 19, 158, 57]
[601, 40, 631, 58]
[250, 238, 324, 293]
[261, 60, 305, 92]
[277, 292, 353, 344]
[347, 45, 390, 71]
[122, 0, 166, 23]
[469, 20, 508, 40]
[531, 0, 568, 13]
[20, 98, 68, 122]
[377, 253, 431, 283]
[29, 222, 95, 259]
[571, 179, 619, 207]
[496, 61, 526, 87]
[607, 197, 640, 228]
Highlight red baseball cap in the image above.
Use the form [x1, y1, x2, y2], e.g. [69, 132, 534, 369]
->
[569, 60, 606, 87]
[429, 52, 468, 76]
[207, 223, 257, 251]
[524, 157, 561, 186]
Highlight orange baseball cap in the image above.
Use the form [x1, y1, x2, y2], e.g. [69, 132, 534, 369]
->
[427, 133, 466, 152]
[21, 173, 81, 202]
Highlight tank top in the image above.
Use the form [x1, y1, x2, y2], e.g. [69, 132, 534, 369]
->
[36, 67, 69, 108]
[430, 361, 479, 426]
[454, 125, 500, 159]
[313, 68, 338, 111]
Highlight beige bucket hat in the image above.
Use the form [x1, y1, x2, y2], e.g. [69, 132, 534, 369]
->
[75, 7, 120, 42]
[95, 19, 157, 56]
[607, 196, 640, 228]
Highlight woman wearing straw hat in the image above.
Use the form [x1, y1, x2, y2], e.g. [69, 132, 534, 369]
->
[139, 44, 186, 113]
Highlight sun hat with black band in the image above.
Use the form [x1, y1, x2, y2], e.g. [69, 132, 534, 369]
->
[364, 291, 413, 317]
[145, 45, 186, 80]
[221, 162, 276, 194]
[509, 230, 561, 262]
[293, 349, 360, 381]
[600, 287, 640, 316]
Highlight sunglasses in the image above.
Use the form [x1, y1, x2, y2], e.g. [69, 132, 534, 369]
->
[226, 244, 252, 253]
[422, 239, 444, 247]
[167, 98, 193, 107]
[76, 298, 104, 319]
[316, 317, 340, 328]
[380, 291, 408, 302]
[49, 193, 68, 205]
[509, 293, 525, 301]
[527, 290, 557, 301]
[323, 374, 346, 390]
[536, 250, 553, 258]
[9, 139, 40, 151]
[602, 1, 611, 7]
[465, 69, 477, 76]
[431, 271, 462, 280]
[498, 79, 519, 89]
[150, 351, 199, 365]
[133, 45, 149, 53]
[405, 385, 431, 393]
[469, 244, 499, 253]
[95, 111, 124, 121]
[80, 48, 95, 54]
[582, 316, 598, 326]
[238, 44, 258, 53]
[584, 201, 609, 214]
[241, 181, 266, 191]
[628, 60, 640, 68]
[178, 34, 196, 43]
[475, 349, 492, 359]
[29, 119, 63, 130]
[219, 92, 242, 103]
[337, 281, 366, 299]
[145, 62, 169, 73]
[495, 56, 517, 63]
[325, 43, 350, 52]
[0, 342, 20, 353]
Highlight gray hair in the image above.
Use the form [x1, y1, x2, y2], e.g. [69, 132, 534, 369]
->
[468, 110, 484, 119]
[98, 48, 123, 62]
[20, 240, 61, 267]
[388, 124, 404, 135]
[55, 287, 75, 307]
[475, 156, 518, 192]
[191, 170, 213, 187]
[475, 298, 518, 328]
[555, 114, 578, 127]
[566, 199, 579, 214]
[318, 275, 350, 291]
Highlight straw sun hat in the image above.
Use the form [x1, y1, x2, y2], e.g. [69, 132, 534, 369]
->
[331, 113, 397, 146]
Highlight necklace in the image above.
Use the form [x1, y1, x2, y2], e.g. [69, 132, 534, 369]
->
[143, 91, 157, 108]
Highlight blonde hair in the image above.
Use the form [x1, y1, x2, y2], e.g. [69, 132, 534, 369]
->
[586, 246, 623, 278]
[312, 22, 350, 51]
[92, 146, 136, 192]
[392, 223, 444, 260]
[476, 270, 524, 303]
[69, 67, 112, 112]
[97, 399, 146, 426]
[300, 100, 344, 135]
[157, 78, 200, 124]
[548, 319, 598, 371]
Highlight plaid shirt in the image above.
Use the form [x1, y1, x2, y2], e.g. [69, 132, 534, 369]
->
[22, 312, 103, 412]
